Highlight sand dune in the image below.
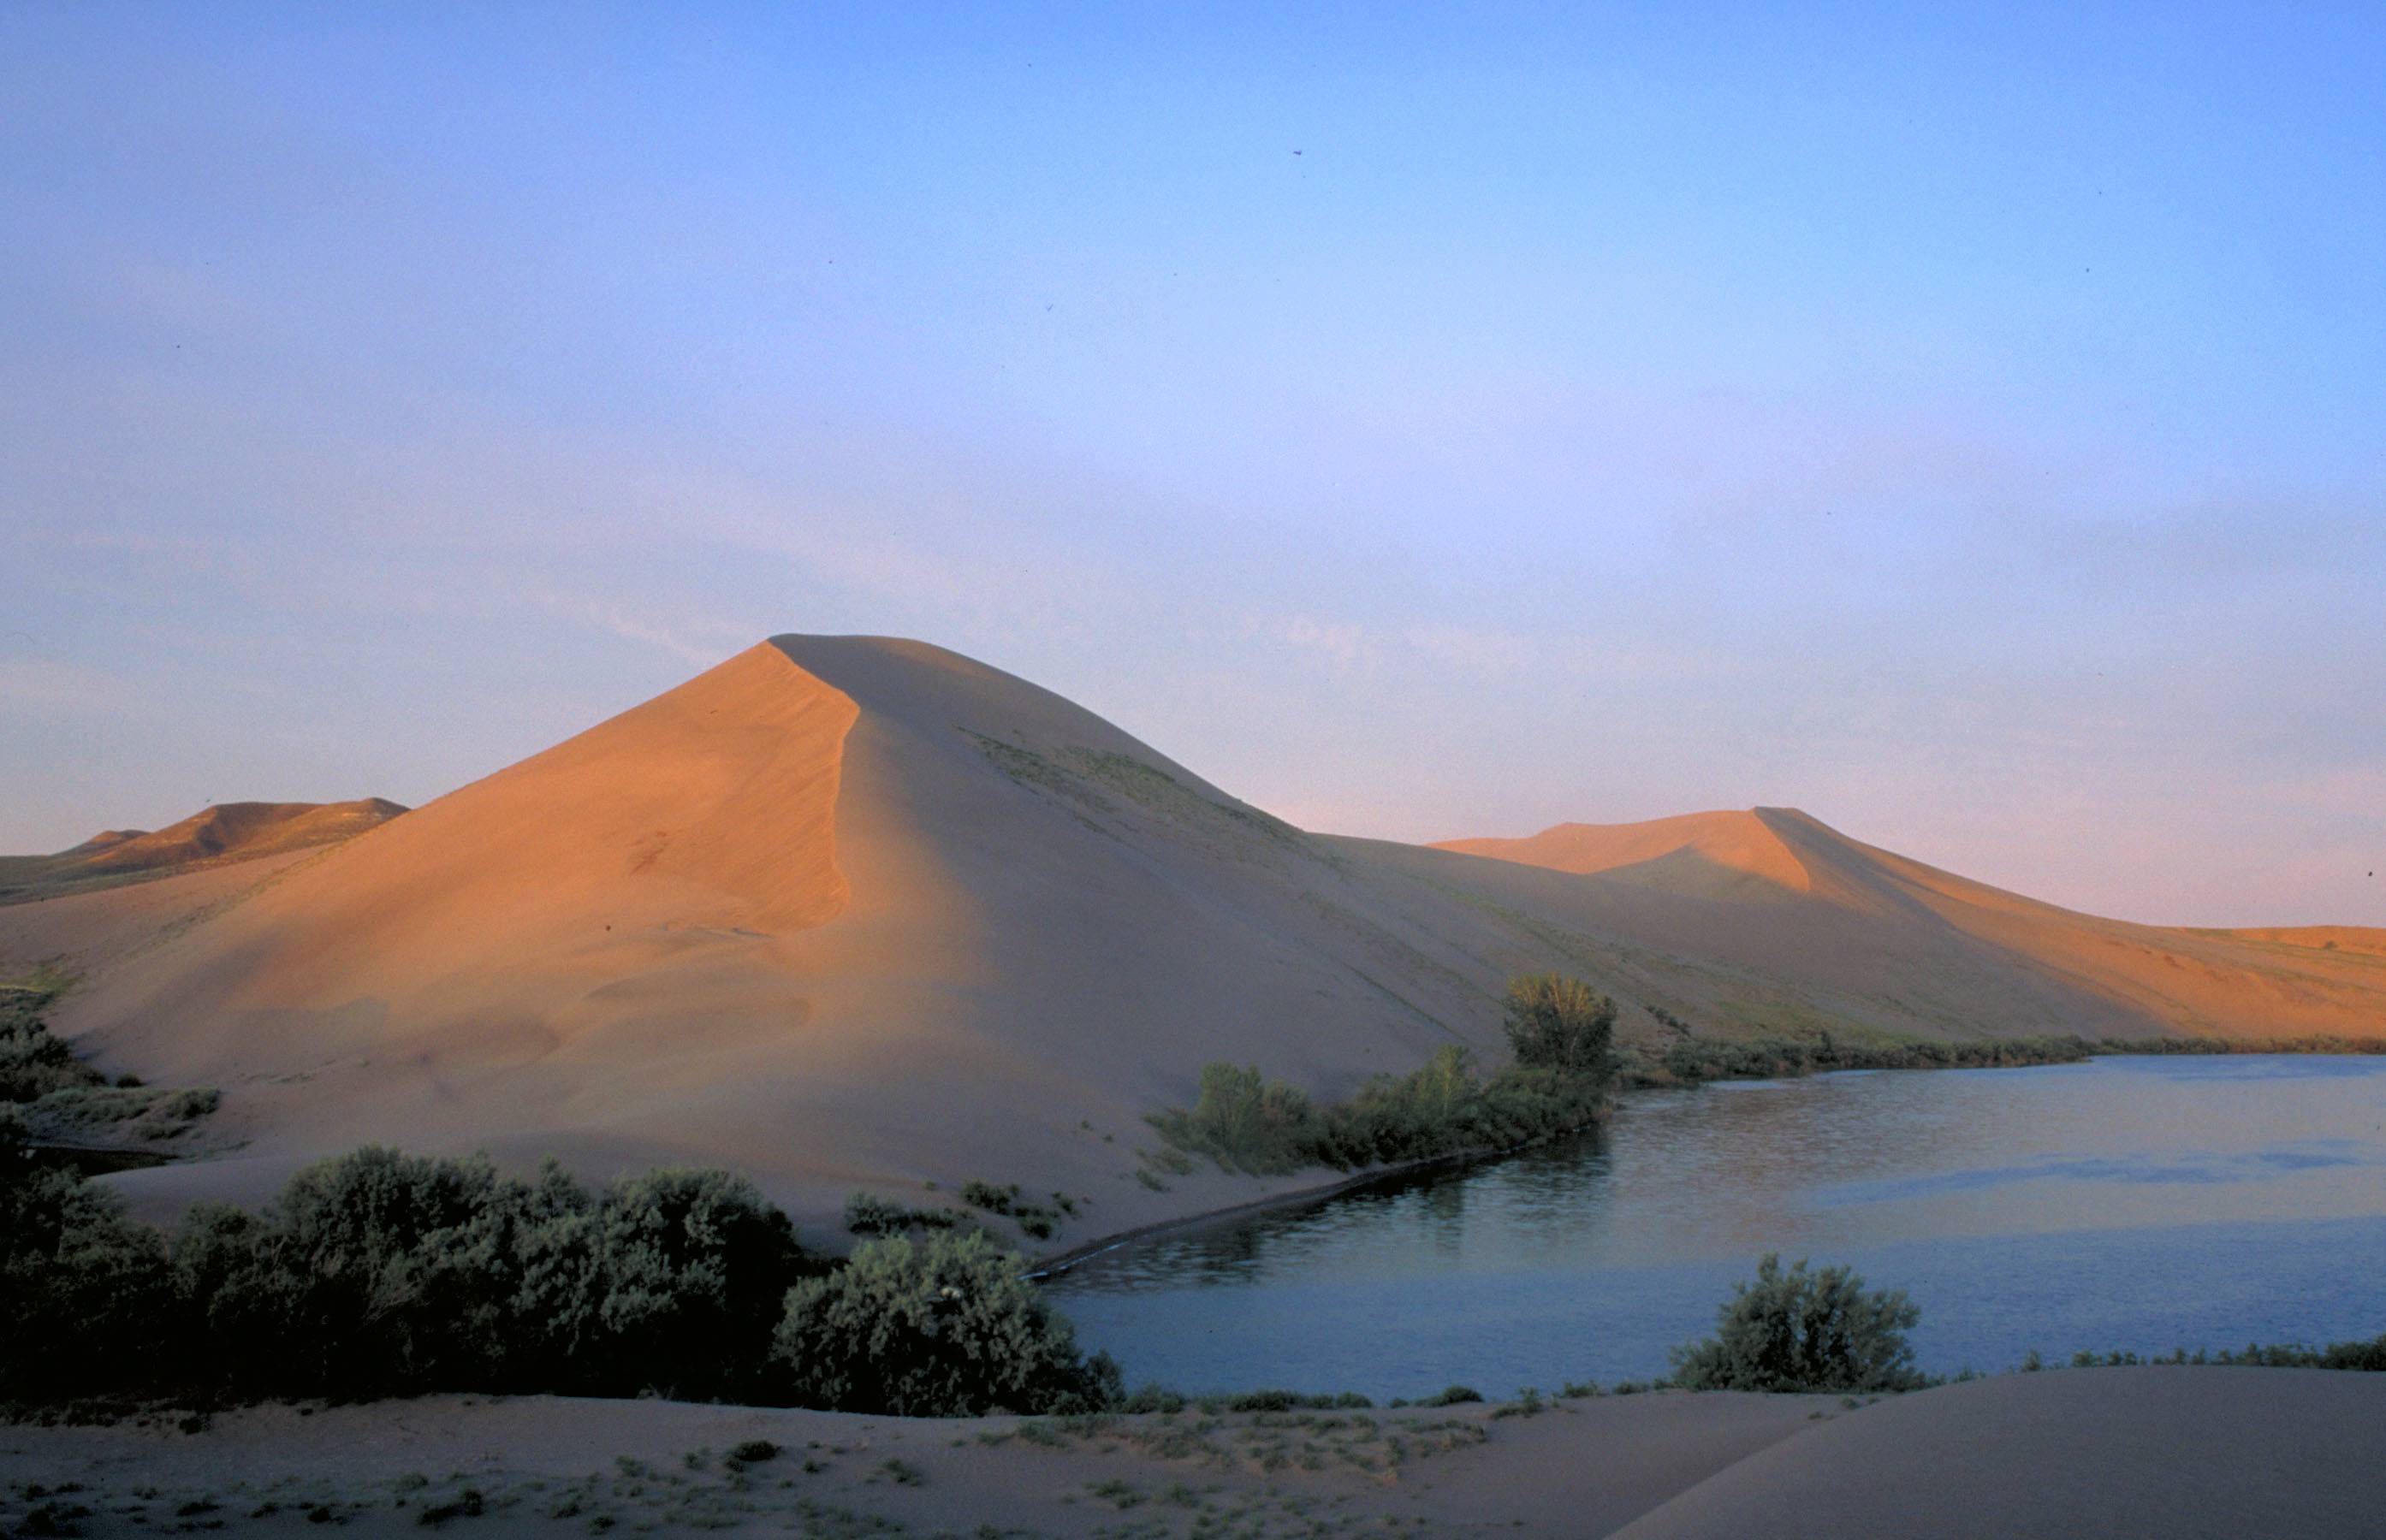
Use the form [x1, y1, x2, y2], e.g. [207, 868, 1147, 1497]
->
[3, 634, 2381, 1237]
[0, 797, 404, 904]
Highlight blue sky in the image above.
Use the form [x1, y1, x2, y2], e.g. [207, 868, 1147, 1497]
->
[3, 2, 2381, 925]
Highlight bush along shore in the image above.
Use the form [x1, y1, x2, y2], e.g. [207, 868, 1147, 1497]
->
[9, 1116, 2386, 1420]
[1149, 974, 1623, 1176]
[0, 1115, 1120, 1417]
[1618, 1027, 2386, 1087]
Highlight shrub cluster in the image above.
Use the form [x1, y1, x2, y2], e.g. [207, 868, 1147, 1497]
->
[1670, 1253, 1926, 1393]
[0, 1128, 1116, 1416]
[2062, 1338, 2386, 1370]
[1625, 1029, 2386, 1089]
[2089, 1034, 2386, 1057]
[775, 1229, 1119, 1415]
[842, 1192, 959, 1235]
[1500, 974, 1618, 1078]
[1152, 976, 1621, 1176]
[3, 976, 220, 1142]
[1632, 1032, 2098, 1086]
[1154, 1046, 1612, 1176]
[0, 980, 104, 1104]
[957, 1180, 1071, 1239]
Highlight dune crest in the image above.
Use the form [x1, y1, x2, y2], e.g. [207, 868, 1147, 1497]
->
[1433, 810, 1816, 895]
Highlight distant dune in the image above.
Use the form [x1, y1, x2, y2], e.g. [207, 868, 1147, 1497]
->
[3, 636, 2380, 1235]
[0, 798, 406, 904]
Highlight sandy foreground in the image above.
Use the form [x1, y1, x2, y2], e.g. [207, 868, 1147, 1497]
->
[4, 1370, 2380, 1539]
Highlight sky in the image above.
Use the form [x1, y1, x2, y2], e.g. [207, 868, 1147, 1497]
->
[3, 2, 2381, 927]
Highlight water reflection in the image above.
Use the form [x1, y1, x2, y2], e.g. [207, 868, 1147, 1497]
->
[1048, 1057, 2386, 1398]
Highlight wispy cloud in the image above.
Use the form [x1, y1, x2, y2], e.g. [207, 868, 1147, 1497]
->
[0, 658, 139, 714]
[518, 584, 754, 667]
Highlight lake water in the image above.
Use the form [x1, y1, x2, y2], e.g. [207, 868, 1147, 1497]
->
[1045, 1057, 2386, 1401]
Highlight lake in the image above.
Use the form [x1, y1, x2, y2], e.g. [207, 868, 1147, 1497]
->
[1045, 1056, 2386, 1401]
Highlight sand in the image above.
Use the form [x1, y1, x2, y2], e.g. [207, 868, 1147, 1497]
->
[0, 800, 405, 904]
[3, 1371, 2377, 1537]
[1, 634, 2380, 1241]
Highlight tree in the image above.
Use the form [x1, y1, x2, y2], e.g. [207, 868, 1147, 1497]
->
[1500, 974, 1618, 1084]
[1670, 1253, 1926, 1393]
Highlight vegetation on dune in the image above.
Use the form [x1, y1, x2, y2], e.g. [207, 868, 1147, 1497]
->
[1670, 1253, 1928, 1394]
[3, 970, 219, 1143]
[841, 1191, 959, 1235]
[1153, 974, 1621, 1176]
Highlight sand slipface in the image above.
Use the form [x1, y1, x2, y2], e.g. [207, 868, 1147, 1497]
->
[3, 631, 2383, 1236]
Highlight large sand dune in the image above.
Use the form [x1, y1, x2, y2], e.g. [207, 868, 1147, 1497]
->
[3, 634, 2381, 1236]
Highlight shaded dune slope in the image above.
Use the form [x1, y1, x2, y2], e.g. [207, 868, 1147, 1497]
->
[7, 634, 2383, 1230]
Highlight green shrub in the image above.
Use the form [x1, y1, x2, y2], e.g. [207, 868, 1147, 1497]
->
[843, 1192, 958, 1235]
[1500, 975, 1618, 1082]
[957, 1178, 1062, 1237]
[772, 1229, 1122, 1416]
[1671, 1253, 1926, 1393]
[0, 984, 105, 1104]
[1153, 1046, 1611, 1176]
[589, 1166, 816, 1400]
[0, 1108, 175, 1401]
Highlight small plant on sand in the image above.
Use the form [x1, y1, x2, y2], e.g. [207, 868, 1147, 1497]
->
[1671, 1253, 1926, 1393]
[840, 1192, 958, 1235]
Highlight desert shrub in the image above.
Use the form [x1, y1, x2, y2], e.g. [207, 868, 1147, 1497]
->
[1627, 1032, 2099, 1087]
[590, 1166, 817, 1400]
[1147, 1065, 1332, 1176]
[2064, 1336, 2386, 1371]
[1500, 975, 1618, 1083]
[169, 1146, 531, 1395]
[162, 1151, 816, 1401]
[843, 1192, 957, 1235]
[771, 1229, 1122, 1415]
[0, 984, 104, 1104]
[1671, 1253, 1926, 1393]
[1155, 1046, 1611, 1176]
[0, 1108, 175, 1400]
[957, 1178, 1061, 1239]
